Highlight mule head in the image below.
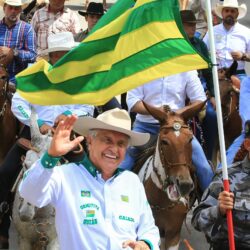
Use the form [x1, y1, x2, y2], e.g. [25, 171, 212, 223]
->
[142, 102, 197, 201]
[18, 197, 36, 222]
[18, 109, 53, 222]
[159, 112, 194, 201]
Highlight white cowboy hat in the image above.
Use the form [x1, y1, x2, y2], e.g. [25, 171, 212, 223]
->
[0, 0, 30, 9]
[73, 108, 150, 146]
[42, 32, 80, 54]
[214, 0, 247, 19]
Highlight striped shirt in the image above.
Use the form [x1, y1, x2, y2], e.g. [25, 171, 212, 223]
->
[0, 18, 37, 84]
[31, 5, 81, 55]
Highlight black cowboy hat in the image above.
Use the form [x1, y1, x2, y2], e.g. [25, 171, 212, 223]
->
[180, 10, 203, 24]
[78, 2, 105, 17]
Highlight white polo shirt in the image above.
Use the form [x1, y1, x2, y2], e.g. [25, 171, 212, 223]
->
[19, 154, 160, 250]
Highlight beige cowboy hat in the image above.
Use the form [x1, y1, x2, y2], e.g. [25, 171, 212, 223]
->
[42, 32, 80, 54]
[73, 108, 150, 146]
[0, 0, 30, 9]
[214, 0, 247, 19]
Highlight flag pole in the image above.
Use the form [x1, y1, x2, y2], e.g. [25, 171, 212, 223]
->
[204, 0, 235, 249]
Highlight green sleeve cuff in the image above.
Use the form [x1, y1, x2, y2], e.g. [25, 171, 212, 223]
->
[41, 151, 61, 169]
[37, 119, 45, 128]
[141, 239, 153, 250]
[63, 110, 72, 116]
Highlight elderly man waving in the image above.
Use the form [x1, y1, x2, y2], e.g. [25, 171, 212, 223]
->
[19, 109, 160, 250]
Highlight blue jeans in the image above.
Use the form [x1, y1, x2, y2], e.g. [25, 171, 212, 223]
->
[120, 120, 213, 191]
[202, 100, 217, 161]
[239, 76, 250, 128]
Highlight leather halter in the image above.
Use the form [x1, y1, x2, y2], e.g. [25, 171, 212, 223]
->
[159, 123, 193, 170]
[147, 122, 194, 193]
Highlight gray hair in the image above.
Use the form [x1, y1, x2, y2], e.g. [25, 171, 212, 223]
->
[87, 129, 131, 146]
[88, 129, 98, 138]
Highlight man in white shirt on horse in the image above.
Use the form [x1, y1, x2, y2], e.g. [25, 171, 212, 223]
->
[120, 71, 214, 192]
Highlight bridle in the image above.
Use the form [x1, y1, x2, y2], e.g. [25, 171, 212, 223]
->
[143, 122, 194, 198]
[0, 65, 10, 118]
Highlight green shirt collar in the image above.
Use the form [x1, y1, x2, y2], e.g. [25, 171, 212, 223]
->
[79, 154, 124, 178]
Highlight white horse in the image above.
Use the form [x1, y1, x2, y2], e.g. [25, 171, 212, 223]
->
[12, 109, 59, 250]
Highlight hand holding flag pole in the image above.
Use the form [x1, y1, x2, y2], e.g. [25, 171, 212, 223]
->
[205, 0, 235, 249]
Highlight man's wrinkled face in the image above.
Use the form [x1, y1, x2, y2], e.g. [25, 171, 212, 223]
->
[85, 14, 102, 31]
[87, 129, 129, 173]
[3, 4, 22, 24]
[222, 7, 239, 26]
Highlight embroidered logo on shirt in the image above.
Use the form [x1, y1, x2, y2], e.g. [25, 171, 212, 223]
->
[80, 203, 100, 210]
[121, 195, 129, 202]
[17, 105, 29, 119]
[83, 218, 97, 225]
[81, 190, 91, 197]
[86, 210, 95, 218]
[119, 215, 135, 222]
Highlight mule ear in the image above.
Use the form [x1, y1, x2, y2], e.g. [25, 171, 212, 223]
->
[30, 107, 43, 147]
[142, 101, 168, 123]
[177, 100, 207, 121]
[230, 75, 240, 93]
[226, 60, 238, 78]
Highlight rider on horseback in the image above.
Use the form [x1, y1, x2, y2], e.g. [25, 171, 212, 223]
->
[119, 71, 214, 192]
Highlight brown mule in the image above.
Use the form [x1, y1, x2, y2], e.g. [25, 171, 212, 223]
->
[136, 101, 206, 250]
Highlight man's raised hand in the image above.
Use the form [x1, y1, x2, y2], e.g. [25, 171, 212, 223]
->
[48, 115, 84, 157]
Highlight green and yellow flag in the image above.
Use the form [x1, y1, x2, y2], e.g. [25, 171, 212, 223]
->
[16, 0, 209, 105]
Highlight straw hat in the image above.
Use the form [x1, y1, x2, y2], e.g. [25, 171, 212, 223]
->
[0, 0, 30, 9]
[73, 108, 150, 146]
[42, 32, 79, 54]
[214, 0, 247, 19]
